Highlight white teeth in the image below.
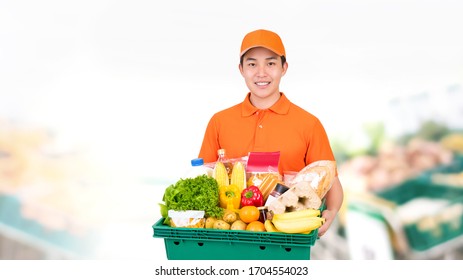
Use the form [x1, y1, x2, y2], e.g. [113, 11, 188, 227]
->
[256, 82, 270, 86]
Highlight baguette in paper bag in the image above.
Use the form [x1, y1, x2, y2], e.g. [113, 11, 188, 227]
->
[267, 180, 322, 214]
[289, 160, 336, 199]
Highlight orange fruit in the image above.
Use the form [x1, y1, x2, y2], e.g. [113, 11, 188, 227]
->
[246, 221, 265, 232]
[239, 206, 260, 223]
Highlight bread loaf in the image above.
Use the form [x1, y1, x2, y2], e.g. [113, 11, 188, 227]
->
[267, 181, 322, 214]
[290, 160, 336, 199]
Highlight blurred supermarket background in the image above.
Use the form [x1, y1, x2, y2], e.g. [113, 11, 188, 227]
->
[1, 0, 463, 260]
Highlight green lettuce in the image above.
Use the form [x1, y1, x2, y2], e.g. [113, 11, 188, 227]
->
[159, 175, 224, 220]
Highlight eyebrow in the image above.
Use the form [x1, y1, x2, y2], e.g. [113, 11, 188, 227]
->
[245, 56, 278, 61]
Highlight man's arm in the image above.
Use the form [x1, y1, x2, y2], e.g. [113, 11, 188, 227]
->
[318, 176, 344, 237]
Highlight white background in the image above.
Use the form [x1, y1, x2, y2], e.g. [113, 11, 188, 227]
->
[2, 0, 462, 179]
[1, 0, 463, 265]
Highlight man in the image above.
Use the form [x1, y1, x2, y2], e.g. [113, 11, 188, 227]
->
[198, 29, 343, 237]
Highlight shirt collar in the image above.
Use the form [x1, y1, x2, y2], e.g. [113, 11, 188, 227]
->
[241, 92, 291, 117]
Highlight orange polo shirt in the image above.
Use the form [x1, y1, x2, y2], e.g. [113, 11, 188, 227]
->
[198, 93, 336, 174]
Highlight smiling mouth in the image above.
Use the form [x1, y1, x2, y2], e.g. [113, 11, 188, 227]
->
[256, 82, 270, 86]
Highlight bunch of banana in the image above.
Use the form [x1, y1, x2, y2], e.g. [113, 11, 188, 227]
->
[264, 219, 280, 232]
[269, 208, 324, 234]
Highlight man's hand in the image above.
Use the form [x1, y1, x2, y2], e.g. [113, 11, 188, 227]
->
[318, 209, 335, 237]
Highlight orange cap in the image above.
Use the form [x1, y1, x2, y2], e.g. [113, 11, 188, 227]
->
[240, 29, 286, 58]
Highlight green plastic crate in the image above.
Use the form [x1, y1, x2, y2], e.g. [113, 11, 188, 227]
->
[374, 177, 463, 251]
[0, 193, 99, 256]
[152, 218, 319, 260]
[420, 154, 463, 179]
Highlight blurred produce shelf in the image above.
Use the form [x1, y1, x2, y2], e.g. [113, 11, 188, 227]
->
[340, 149, 463, 260]
[0, 222, 82, 259]
[311, 217, 350, 260]
[0, 193, 100, 259]
[0, 119, 115, 259]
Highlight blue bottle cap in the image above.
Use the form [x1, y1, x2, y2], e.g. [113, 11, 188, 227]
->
[191, 158, 204, 166]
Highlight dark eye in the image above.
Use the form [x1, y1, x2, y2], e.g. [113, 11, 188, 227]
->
[268, 61, 276, 66]
[247, 62, 256, 67]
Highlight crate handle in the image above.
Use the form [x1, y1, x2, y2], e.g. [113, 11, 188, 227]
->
[284, 248, 292, 252]
[198, 242, 204, 246]
[259, 246, 266, 250]
[174, 241, 180, 245]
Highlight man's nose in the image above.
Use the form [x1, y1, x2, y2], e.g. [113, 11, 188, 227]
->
[257, 65, 266, 76]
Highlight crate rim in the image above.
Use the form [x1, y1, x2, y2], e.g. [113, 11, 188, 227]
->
[152, 217, 319, 247]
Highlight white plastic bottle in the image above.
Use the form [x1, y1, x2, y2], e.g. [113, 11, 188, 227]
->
[185, 158, 209, 178]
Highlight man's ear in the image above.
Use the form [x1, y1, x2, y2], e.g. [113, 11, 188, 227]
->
[238, 64, 244, 76]
[282, 62, 288, 76]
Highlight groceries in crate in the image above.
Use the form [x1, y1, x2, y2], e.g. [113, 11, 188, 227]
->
[158, 150, 333, 234]
[291, 160, 337, 199]
[213, 161, 230, 188]
[266, 160, 336, 214]
[159, 174, 224, 226]
[167, 210, 206, 228]
[246, 220, 266, 232]
[264, 208, 325, 234]
[230, 220, 247, 230]
[222, 209, 238, 223]
[213, 159, 247, 191]
[240, 185, 264, 207]
[261, 161, 332, 231]
[264, 183, 289, 206]
[246, 151, 282, 188]
[203, 206, 261, 230]
[212, 219, 231, 230]
[258, 173, 281, 201]
[267, 181, 322, 214]
[230, 161, 246, 191]
[239, 205, 261, 223]
[218, 184, 241, 210]
[217, 148, 233, 178]
[185, 158, 210, 178]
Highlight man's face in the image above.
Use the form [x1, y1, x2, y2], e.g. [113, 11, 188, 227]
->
[239, 47, 288, 104]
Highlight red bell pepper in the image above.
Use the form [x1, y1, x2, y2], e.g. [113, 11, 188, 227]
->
[241, 185, 264, 207]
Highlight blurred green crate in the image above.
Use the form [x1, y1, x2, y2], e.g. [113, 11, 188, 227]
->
[376, 178, 463, 204]
[0, 194, 22, 227]
[374, 177, 463, 251]
[420, 154, 463, 178]
[152, 218, 318, 260]
[0, 193, 99, 257]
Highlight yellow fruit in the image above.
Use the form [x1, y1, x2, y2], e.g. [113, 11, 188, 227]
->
[213, 162, 229, 187]
[230, 220, 247, 230]
[264, 219, 280, 232]
[271, 216, 325, 234]
[271, 208, 323, 231]
[230, 161, 246, 192]
[272, 208, 320, 221]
